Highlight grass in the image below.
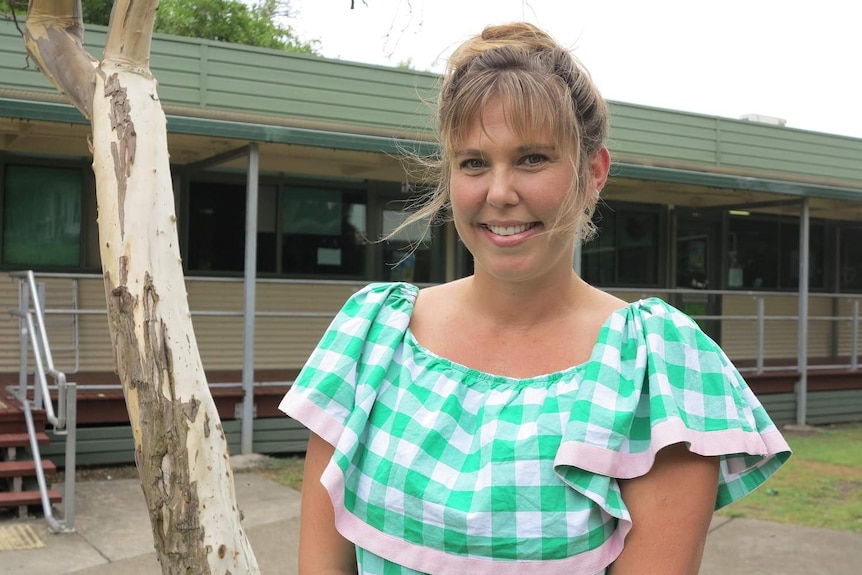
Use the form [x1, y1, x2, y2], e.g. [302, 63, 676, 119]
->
[255, 454, 305, 491]
[717, 423, 862, 532]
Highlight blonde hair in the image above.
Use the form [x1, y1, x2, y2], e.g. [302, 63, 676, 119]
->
[392, 22, 609, 247]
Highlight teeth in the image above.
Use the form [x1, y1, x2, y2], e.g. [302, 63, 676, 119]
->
[486, 223, 535, 236]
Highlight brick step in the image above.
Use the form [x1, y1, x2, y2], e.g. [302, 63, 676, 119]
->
[0, 459, 56, 478]
[0, 432, 49, 448]
[0, 489, 62, 509]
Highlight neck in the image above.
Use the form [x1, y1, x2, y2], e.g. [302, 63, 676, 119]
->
[463, 268, 590, 329]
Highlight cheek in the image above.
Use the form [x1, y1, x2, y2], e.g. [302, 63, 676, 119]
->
[449, 178, 481, 215]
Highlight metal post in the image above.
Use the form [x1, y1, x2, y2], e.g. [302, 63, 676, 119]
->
[33, 282, 46, 410]
[241, 143, 260, 455]
[852, 299, 859, 371]
[796, 198, 810, 426]
[756, 297, 765, 375]
[62, 382, 77, 531]
[18, 279, 29, 403]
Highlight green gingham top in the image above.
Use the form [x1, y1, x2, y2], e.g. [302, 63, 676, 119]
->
[279, 282, 791, 575]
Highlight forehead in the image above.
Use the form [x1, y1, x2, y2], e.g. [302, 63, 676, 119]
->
[458, 96, 556, 147]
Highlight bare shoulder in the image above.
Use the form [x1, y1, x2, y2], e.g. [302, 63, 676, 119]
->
[412, 279, 464, 323]
[579, 285, 629, 326]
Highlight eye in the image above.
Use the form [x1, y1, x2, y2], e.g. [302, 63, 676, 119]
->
[459, 158, 486, 171]
[521, 153, 548, 167]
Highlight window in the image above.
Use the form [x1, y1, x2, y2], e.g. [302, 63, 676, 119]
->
[281, 187, 367, 277]
[187, 182, 247, 273]
[186, 180, 371, 278]
[381, 204, 433, 283]
[3, 165, 82, 267]
[582, 204, 660, 286]
[839, 227, 862, 291]
[582, 207, 615, 285]
[728, 215, 823, 290]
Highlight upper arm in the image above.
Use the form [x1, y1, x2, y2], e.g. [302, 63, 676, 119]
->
[608, 442, 719, 575]
[299, 432, 357, 575]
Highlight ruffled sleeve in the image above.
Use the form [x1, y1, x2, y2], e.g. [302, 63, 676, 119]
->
[278, 282, 416, 446]
[554, 298, 791, 523]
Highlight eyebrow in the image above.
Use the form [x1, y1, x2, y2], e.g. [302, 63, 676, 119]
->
[453, 143, 557, 157]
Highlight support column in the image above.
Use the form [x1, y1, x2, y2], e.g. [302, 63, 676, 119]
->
[241, 143, 260, 454]
[796, 198, 810, 426]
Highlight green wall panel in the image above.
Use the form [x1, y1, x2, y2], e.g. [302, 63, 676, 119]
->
[42, 417, 310, 468]
[1, 19, 861, 191]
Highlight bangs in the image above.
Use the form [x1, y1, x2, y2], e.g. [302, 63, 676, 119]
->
[443, 69, 578, 157]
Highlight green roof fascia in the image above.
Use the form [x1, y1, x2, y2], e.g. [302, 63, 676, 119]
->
[614, 163, 862, 202]
[0, 97, 438, 157]
[166, 115, 438, 157]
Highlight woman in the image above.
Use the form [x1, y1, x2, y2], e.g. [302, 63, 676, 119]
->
[280, 22, 791, 575]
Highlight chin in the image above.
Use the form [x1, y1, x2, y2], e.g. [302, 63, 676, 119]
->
[477, 262, 554, 284]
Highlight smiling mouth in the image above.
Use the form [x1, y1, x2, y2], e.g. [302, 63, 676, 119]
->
[484, 223, 539, 236]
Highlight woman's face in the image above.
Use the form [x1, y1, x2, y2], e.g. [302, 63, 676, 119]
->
[449, 97, 581, 284]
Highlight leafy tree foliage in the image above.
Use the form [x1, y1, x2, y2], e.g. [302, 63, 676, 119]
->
[0, 1, 24, 15]
[157, 0, 318, 53]
[2, 0, 318, 54]
[82, 0, 114, 26]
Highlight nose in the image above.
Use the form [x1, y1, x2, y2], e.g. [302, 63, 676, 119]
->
[486, 168, 519, 208]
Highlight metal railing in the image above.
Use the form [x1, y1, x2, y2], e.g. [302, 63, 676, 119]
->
[611, 287, 862, 375]
[7, 270, 77, 533]
[16, 273, 862, 376]
[10, 273, 862, 439]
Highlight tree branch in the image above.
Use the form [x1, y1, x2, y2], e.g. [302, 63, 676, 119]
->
[24, 0, 98, 119]
[104, 0, 158, 69]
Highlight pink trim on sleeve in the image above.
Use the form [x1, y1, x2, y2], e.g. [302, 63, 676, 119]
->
[555, 419, 791, 479]
[278, 389, 345, 447]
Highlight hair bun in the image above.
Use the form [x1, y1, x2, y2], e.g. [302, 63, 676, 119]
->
[479, 22, 557, 50]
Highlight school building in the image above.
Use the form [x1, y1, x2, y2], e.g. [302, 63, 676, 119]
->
[1, 18, 861, 490]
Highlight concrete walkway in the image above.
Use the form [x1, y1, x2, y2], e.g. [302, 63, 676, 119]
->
[2, 470, 860, 574]
[0, 472, 300, 575]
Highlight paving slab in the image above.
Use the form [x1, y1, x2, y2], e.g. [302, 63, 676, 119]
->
[0, 472, 301, 575]
[702, 517, 862, 575]
[66, 519, 300, 575]
[0, 523, 107, 575]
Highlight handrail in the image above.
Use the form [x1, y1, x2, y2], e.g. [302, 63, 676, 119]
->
[8, 271, 67, 430]
[8, 310, 65, 428]
[6, 270, 76, 533]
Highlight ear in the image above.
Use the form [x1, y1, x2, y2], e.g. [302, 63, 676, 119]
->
[588, 146, 611, 200]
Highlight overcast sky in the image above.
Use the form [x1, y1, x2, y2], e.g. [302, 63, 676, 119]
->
[289, 0, 862, 139]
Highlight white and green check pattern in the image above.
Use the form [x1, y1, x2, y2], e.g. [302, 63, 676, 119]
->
[280, 282, 791, 575]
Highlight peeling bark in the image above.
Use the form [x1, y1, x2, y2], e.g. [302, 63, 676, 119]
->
[105, 271, 212, 570]
[25, 1, 260, 573]
[104, 72, 135, 237]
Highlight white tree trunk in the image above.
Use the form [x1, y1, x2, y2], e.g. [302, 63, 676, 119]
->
[25, 1, 261, 572]
[91, 64, 260, 574]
